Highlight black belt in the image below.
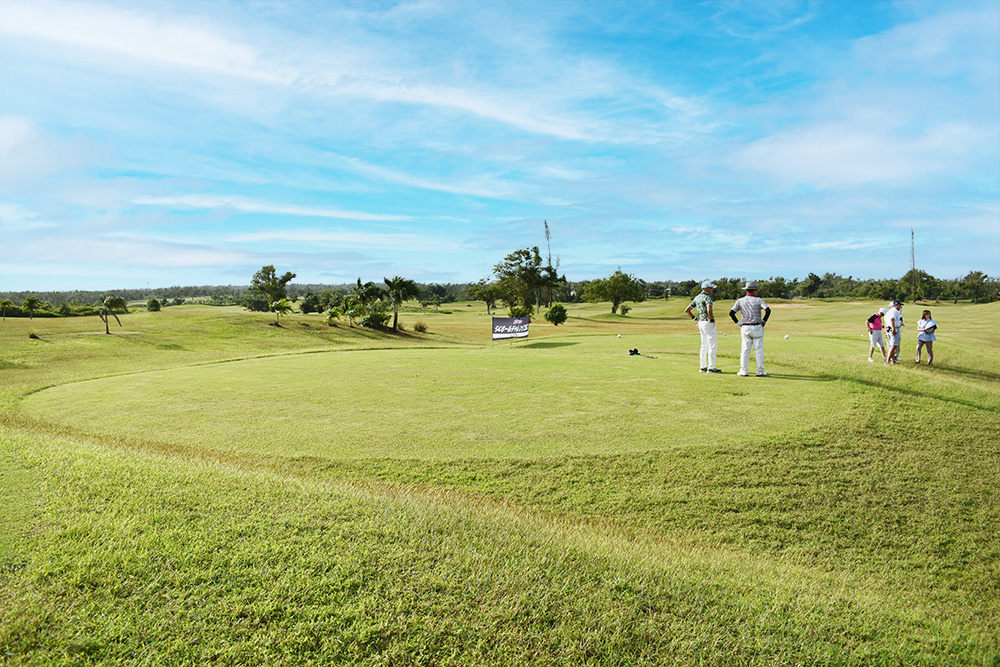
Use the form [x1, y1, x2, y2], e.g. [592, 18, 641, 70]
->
[740, 322, 762, 326]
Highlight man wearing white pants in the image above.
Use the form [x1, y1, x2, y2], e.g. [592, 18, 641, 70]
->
[729, 281, 771, 377]
[684, 280, 721, 373]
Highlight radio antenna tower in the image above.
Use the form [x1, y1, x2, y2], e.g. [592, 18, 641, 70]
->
[544, 220, 552, 267]
[909, 228, 917, 301]
[910, 228, 915, 273]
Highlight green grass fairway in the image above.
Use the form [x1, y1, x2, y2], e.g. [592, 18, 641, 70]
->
[22, 337, 847, 460]
[2, 300, 999, 665]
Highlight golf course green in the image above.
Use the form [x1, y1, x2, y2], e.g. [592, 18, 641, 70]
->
[2, 299, 998, 665]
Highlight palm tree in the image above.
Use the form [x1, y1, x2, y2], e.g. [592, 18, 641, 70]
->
[270, 298, 293, 325]
[0, 299, 13, 321]
[22, 296, 42, 320]
[383, 276, 419, 331]
[341, 295, 360, 327]
[98, 296, 128, 334]
[354, 278, 385, 307]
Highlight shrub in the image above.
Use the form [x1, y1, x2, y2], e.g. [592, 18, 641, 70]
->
[620, 303, 631, 315]
[508, 304, 533, 318]
[359, 302, 391, 329]
[147, 298, 162, 312]
[544, 304, 568, 326]
[413, 321, 428, 333]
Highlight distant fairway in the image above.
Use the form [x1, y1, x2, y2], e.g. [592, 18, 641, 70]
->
[3, 300, 999, 665]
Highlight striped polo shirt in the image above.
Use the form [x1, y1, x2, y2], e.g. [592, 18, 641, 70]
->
[731, 294, 768, 325]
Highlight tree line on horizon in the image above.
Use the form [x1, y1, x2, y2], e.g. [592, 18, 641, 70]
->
[1, 258, 996, 322]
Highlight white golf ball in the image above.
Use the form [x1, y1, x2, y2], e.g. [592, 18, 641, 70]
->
[617, 333, 622, 338]
[784, 334, 789, 339]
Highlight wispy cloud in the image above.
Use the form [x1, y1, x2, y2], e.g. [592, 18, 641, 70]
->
[0, 0, 288, 83]
[227, 228, 460, 252]
[133, 195, 412, 223]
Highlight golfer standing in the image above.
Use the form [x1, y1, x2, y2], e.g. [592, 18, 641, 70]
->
[916, 309, 937, 365]
[729, 281, 771, 377]
[884, 301, 903, 364]
[866, 307, 887, 363]
[685, 280, 721, 373]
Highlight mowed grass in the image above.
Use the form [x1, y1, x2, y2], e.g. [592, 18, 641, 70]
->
[2, 300, 999, 665]
[21, 339, 844, 460]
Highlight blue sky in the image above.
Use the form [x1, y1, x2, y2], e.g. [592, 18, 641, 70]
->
[1, 0, 998, 292]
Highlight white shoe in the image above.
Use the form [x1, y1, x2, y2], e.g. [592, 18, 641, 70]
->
[868, 357, 874, 362]
[756, 371, 767, 377]
[737, 370, 749, 376]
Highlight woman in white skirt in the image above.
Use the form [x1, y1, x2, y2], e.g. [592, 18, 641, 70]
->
[916, 310, 937, 365]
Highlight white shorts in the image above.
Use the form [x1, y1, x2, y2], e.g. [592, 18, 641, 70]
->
[869, 331, 885, 349]
[887, 330, 901, 346]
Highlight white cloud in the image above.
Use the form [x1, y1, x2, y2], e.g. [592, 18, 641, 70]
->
[852, 5, 1000, 80]
[0, 203, 57, 231]
[0, 115, 99, 186]
[0, 0, 288, 83]
[328, 153, 520, 199]
[133, 195, 412, 223]
[227, 228, 460, 252]
[0, 115, 38, 154]
[808, 238, 886, 251]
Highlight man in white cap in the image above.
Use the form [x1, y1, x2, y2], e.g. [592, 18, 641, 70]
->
[684, 280, 721, 373]
[729, 281, 771, 376]
[884, 300, 903, 364]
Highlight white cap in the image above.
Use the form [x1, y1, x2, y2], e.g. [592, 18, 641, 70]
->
[878, 307, 886, 314]
[702, 280, 716, 289]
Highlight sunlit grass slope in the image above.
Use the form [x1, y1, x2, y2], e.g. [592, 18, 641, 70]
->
[3, 299, 999, 665]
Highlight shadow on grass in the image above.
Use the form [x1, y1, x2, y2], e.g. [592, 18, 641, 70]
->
[925, 364, 1000, 384]
[761, 373, 830, 381]
[820, 373, 998, 413]
[519, 341, 579, 349]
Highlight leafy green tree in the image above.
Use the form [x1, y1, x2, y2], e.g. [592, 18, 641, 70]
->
[540, 263, 566, 308]
[323, 307, 341, 326]
[0, 299, 13, 320]
[243, 293, 270, 312]
[898, 269, 935, 303]
[675, 280, 699, 299]
[468, 279, 503, 315]
[270, 298, 293, 325]
[760, 277, 792, 300]
[22, 296, 41, 320]
[251, 265, 296, 305]
[959, 271, 989, 303]
[299, 292, 323, 315]
[801, 273, 822, 298]
[544, 303, 568, 325]
[384, 276, 419, 331]
[494, 247, 545, 315]
[98, 296, 128, 334]
[146, 298, 161, 312]
[584, 268, 646, 314]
